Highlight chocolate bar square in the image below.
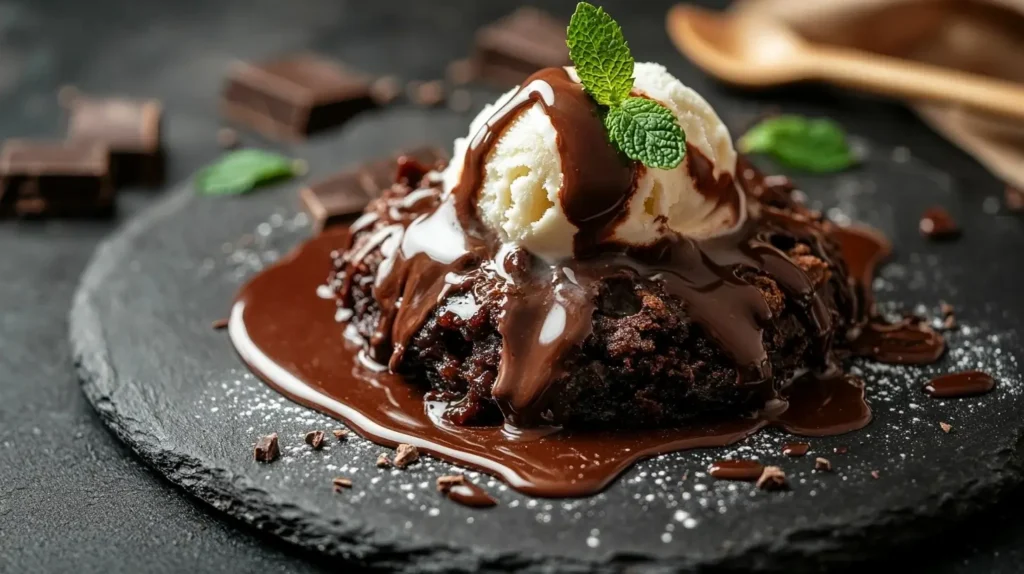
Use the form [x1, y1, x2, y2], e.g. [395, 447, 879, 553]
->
[0, 140, 114, 218]
[66, 96, 164, 187]
[473, 7, 571, 87]
[222, 54, 376, 141]
[301, 146, 448, 232]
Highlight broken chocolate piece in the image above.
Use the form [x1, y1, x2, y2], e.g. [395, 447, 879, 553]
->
[332, 477, 353, 491]
[65, 95, 164, 187]
[331, 429, 349, 441]
[919, 207, 960, 240]
[0, 140, 113, 218]
[304, 430, 326, 450]
[211, 318, 229, 330]
[940, 422, 952, 433]
[473, 7, 571, 86]
[253, 433, 279, 462]
[376, 453, 391, 468]
[221, 53, 375, 141]
[756, 466, 788, 490]
[436, 474, 467, 492]
[392, 443, 419, 469]
[782, 442, 809, 457]
[300, 147, 447, 232]
[1007, 187, 1024, 212]
[814, 457, 832, 472]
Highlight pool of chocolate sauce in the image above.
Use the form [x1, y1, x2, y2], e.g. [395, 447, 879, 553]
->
[230, 225, 887, 498]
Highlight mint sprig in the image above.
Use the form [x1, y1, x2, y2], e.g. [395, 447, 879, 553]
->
[739, 115, 856, 173]
[567, 1, 686, 170]
[195, 149, 305, 196]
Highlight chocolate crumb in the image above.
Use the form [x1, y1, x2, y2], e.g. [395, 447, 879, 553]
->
[1006, 187, 1024, 212]
[447, 59, 476, 85]
[371, 76, 402, 106]
[940, 421, 952, 433]
[756, 466, 788, 490]
[436, 474, 467, 492]
[376, 453, 391, 468]
[939, 301, 956, 329]
[919, 207, 960, 240]
[304, 430, 326, 450]
[834, 446, 849, 455]
[409, 80, 445, 108]
[448, 89, 472, 113]
[216, 128, 239, 149]
[211, 318, 229, 330]
[814, 457, 832, 472]
[332, 477, 353, 491]
[393, 443, 420, 468]
[871, 470, 880, 479]
[253, 433, 279, 463]
[331, 429, 349, 441]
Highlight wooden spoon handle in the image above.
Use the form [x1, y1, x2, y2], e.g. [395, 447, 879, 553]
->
[812, 46, 1024, 122]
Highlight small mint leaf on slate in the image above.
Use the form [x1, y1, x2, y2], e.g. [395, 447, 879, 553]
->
[604, 97, 687, 169]
[195, 149, 301, 196]
[567, 1, 634, 106]
[739, 115, 855, 173]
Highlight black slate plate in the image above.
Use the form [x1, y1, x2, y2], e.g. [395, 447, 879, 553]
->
[71, 108, 1024, 572]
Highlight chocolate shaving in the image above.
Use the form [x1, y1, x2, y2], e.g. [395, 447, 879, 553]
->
[393, 443, 420, 468]
[332, 477, 353, 491]
[211, 318, 229, 330]
[814, 457, 832, 472]
[756, 466, 788, 490]
[940, 422, 952, 433]
[304, 430, 326, 450]
[253, 433, 279, 463]
[376, 453, 391, 468]
[331, 429, 349, 441]
[436, 474, 467, 492]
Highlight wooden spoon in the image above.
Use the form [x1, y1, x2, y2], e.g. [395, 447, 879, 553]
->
[666, 4, 1024, 122]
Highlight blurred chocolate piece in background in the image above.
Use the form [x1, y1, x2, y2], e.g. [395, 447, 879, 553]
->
[222, 54, 375, 141]
[473, 7, 570, 86]
[66, 95, 165, 187]
[0, 140, 113, 218]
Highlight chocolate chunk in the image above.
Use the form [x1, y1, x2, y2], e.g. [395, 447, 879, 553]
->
[814, 457, 832, 472]
[331, 429, 349, 441]
[436, 474, 467, 492]
[782, 442, 809, 457]
[332, 477, 353, 491]
[253, 433, 279, 462]
[409, 80, 445, 108]
[370, 76, 402, 106]
[301, 146, 447, 232]
[217, 128, 239, 149]
[0, 140, 114, 219]
[392, 443, 419, 469]
[1007, 187, 1024, 212]
[376, 453, 391, 468]
[919, 207, 960, 240]
[756, 466, 788, 490]
[211, 318, 229, 330]
[304, 430, 326, 450]
[473, 7, 570, 87]
[940, 422, 952, 433]
[222, 53, 375, 141]
[65, 96, 164, 187]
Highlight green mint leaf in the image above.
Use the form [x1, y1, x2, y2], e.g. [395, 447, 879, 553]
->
[567, 2, 634, 106]
[604, 97, 686, 169]
[738, 115, 856, 173]
[195, 149, 302, 196]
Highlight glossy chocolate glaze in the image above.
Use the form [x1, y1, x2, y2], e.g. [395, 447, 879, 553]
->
[782, 442, 810, 457]
[708, 460, 764, 481]
[924, 371, 996, 398]
[444, 482, 498, 508]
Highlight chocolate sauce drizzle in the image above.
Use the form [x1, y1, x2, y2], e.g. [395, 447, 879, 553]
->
[230, 67, 949, 497]
[924, 371, 996, 398]
[708, 460, 764, 481]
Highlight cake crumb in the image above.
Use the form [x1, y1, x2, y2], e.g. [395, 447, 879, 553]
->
[814, 457, 832, 472]
[253, 433, 279, 463]
[393, 444, 420, 468]
[756, 466, 788, 490]
[436, 474, 466, 492]
[940, 422, 952, 433]
[376, 453, 392, 468]
[304, 430, 326, 450]
[332, 477, 353, 491]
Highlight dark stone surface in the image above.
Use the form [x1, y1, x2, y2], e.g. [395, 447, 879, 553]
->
[2, 0, 1024, 571]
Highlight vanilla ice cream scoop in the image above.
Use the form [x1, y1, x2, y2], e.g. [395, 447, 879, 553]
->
[443, 63, 744, 261]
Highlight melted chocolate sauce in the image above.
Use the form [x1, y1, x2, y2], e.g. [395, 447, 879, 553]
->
[782, 442, 810, 457]
[444, 482, 498, 508]
[849, 317, 946, 364]
[708, 460, 764, 481]
[924, 371, 996, 398]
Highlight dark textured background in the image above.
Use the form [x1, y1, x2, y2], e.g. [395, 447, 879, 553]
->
[2, 0, 1024, 571]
